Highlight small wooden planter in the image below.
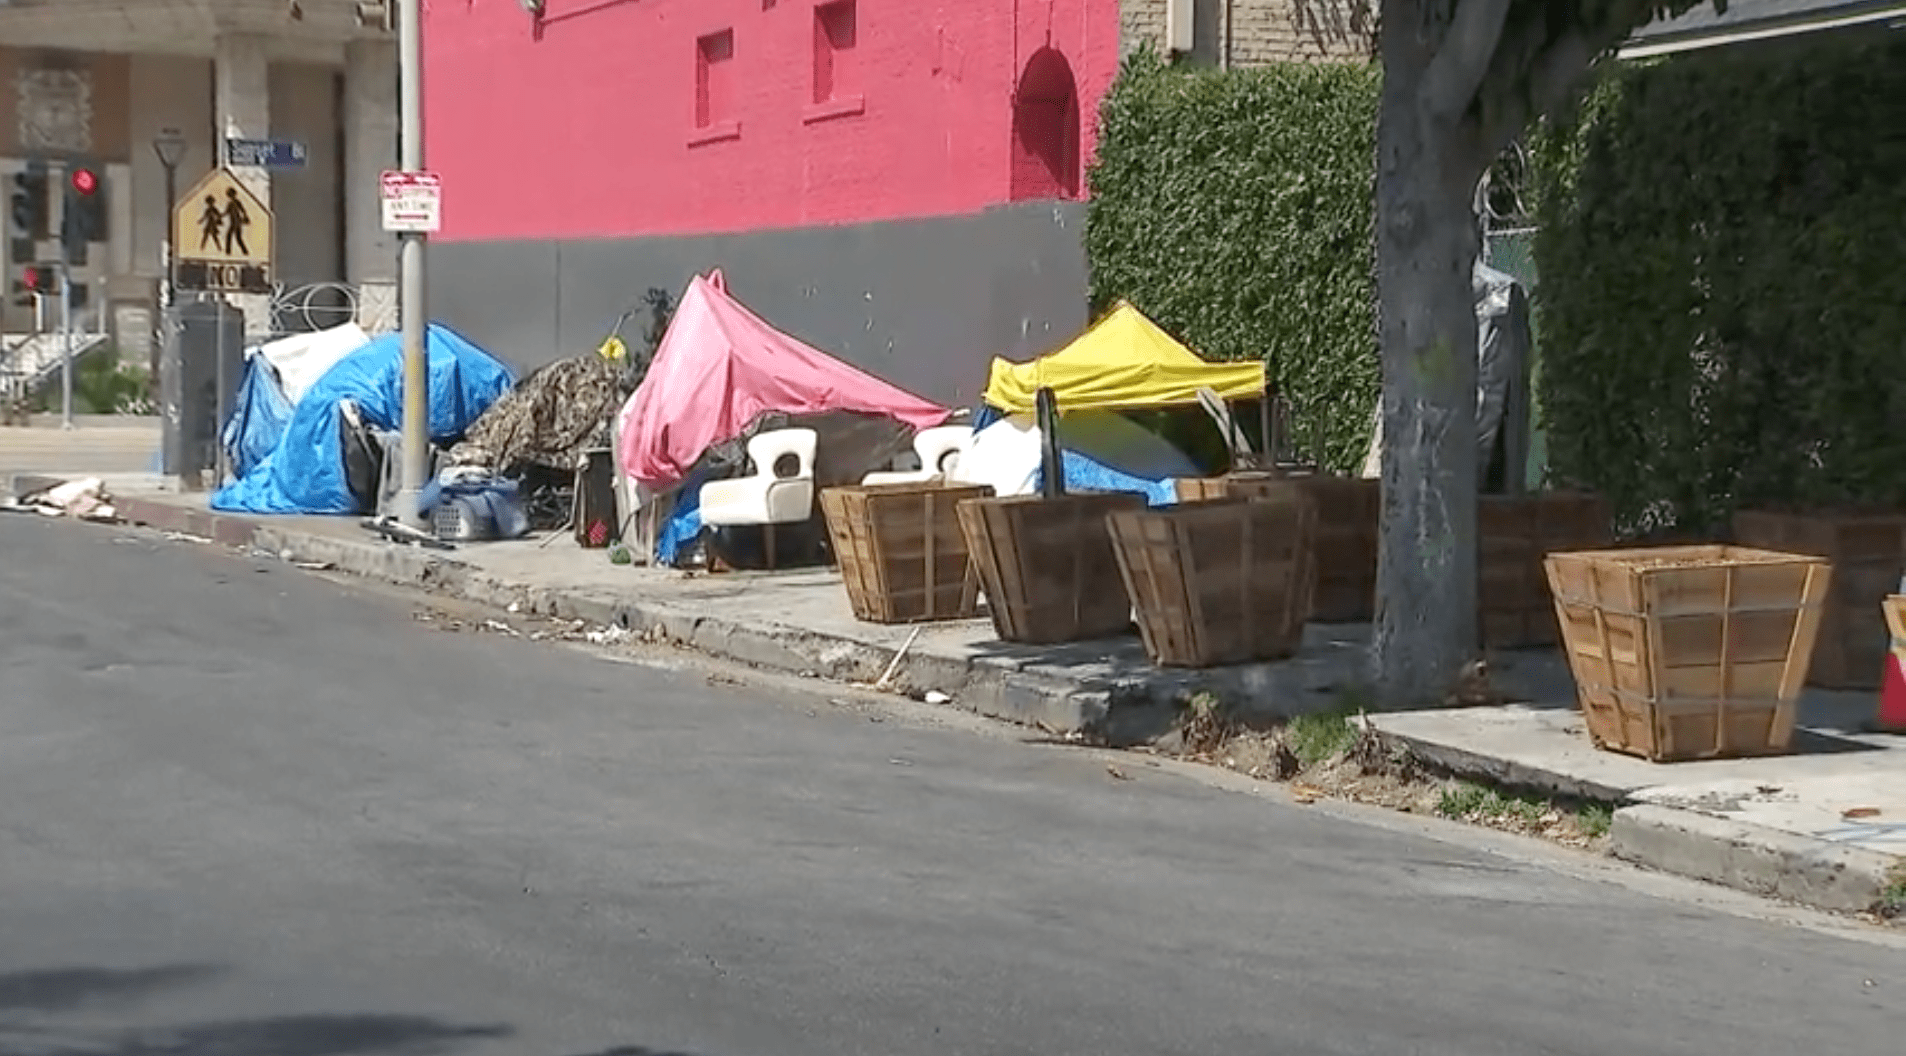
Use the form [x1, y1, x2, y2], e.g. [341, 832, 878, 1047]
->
[1109, 496, 1315, 668]
[1545, 545, 1830, 762]
[820, 482, 994, 624]
[1478, 491, 1613, 649]
[1174, 471, 1377, 623]
[956, 492, 1146, 644]
[1731, 510, 1906, 689]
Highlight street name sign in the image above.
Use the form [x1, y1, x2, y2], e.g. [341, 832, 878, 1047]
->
[225, 138, 308, 170]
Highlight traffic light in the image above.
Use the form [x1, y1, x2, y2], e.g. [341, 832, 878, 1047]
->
[8, 163, 49, 265]
[9, 264, 53, 307]
[60, 162, 106, 267]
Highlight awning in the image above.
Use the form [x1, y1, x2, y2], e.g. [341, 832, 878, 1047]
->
[981, 302, 1264, 415]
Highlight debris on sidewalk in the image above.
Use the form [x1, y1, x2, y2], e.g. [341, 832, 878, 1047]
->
[6, 476, 120, 522]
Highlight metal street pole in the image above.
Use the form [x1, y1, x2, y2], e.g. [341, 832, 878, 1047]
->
[158, 162, 178, 309]
[396, 0, 430, 527]
[58, 261, 73, 430]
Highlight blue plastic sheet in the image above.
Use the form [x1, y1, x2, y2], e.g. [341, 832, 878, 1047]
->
[1032, 450, 1176, 507]
[211, 324, 515, 515]
[221, 355, 295, 480]
[655, 467, 709, 566]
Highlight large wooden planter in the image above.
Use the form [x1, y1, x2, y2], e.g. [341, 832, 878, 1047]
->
[1731, 510, 1906, 689]
[955, 492, 1146, 644]
[1109, 496, 1315, 668]
[1478, 491, 1613, 649]
[820, 482, 994, 624]
[1175, 471, 1377, 623]
[1545, 545, 1830, 762]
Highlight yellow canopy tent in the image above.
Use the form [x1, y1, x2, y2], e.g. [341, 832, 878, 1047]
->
[981, 301, 1264, 415]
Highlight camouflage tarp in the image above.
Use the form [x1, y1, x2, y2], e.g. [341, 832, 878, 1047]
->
[451, 352, 624, 473]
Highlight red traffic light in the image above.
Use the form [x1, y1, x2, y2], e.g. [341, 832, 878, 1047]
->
[70, 168, 98, 196]
[21, 267, 41, 291]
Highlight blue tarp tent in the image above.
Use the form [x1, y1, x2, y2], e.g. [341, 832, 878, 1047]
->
[222, 355, 295, 480]
[212, 324, 514, 515]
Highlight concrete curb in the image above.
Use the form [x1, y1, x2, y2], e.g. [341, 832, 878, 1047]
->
[1610, 804, 1901, 916]
[1372, 727, 1634, 804]
[105, 494, 1118, 735]
[1373, 723, 1904, 916]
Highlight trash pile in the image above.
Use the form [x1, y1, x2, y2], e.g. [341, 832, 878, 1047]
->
[2, 477, 118, 522]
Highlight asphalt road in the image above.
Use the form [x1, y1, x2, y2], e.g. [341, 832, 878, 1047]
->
[1, 514, 1901, 1056]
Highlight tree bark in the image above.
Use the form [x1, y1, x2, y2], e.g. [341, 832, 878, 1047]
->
[1371, 16, 1487, 706]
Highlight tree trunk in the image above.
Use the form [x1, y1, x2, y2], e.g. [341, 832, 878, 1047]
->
[1370, 23, 1486, 706]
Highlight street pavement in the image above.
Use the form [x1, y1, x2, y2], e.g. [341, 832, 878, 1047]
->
[2, 513, 1902, 1056]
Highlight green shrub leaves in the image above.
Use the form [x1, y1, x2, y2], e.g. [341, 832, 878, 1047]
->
[1532, 39, 1906, 535]
[1086, 49, 1381, 472]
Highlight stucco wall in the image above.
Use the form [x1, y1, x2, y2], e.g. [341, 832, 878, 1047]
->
[422, 0, 1120, 242]
[269, 62, 343, 293]
[125, 53, 214, 282]
[428, 202, 1090, 407]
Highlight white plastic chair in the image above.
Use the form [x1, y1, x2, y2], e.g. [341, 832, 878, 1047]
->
[860, 424, 972, 486]
[698, 427, 819, 568]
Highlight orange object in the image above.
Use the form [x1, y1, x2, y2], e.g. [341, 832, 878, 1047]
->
[1880, 596, 1906, 733]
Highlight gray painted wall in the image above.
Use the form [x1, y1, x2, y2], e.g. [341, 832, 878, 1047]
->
[427, 201, 1091, 409]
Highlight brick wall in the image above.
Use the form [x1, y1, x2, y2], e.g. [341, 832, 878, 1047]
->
[1118, 0, 1372, 64]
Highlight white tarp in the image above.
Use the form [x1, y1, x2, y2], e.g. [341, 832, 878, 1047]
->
[257, 322, 371, 405]
[952, 410, 1200, 498]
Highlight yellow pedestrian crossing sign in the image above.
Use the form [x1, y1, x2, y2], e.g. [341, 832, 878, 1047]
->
[172, 167, 273, 293]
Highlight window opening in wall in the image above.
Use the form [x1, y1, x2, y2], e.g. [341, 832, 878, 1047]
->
[696, 29, 736, 129]
[811, 1, 857, 105]
[1009, 47, 1081, 201]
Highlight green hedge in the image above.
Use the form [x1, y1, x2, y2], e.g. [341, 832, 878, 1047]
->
[1531, 38, 1906, 535]
[1086, 49, 1381, 472]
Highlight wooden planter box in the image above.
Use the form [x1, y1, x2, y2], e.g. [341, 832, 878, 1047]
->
[1478, 491, 1613, 649]
[1174, 471, 1377, 623]
[1731, 510, 1906, 689]
[1108, 496, 1315, 668]
[820, 482, 994, 624]
[956, 492, 1146, 644]
[1544, 545, 1830, 762]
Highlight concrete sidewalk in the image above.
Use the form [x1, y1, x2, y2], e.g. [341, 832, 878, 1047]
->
[11, 476, 1904, 918]
[81, 484, 1409, 742]
[0, 416, 160, 479]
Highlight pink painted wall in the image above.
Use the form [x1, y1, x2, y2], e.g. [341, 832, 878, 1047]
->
[423, 0, 1120, 243]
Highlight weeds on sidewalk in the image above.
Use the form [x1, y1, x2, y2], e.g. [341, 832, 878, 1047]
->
[1878, 866, 1906, 921]
[1162, 690, 1614, 851]
[1436, 782, 1612, 843]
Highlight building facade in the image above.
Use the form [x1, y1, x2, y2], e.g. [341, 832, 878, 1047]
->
[423, 0, 1371, 406]
[0, 0, 399, 384]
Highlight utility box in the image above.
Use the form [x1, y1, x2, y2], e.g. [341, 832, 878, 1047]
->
[160, 299, 245, 488]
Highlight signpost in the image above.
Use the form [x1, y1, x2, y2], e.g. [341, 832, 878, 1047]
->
[380, 170, 442, 234]
[225, 138, 308, 170]
[171, 167, 273, 294]
[171, 167, 273, 484]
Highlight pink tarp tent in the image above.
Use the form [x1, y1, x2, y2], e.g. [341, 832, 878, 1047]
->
[615, 270, 950, 491]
